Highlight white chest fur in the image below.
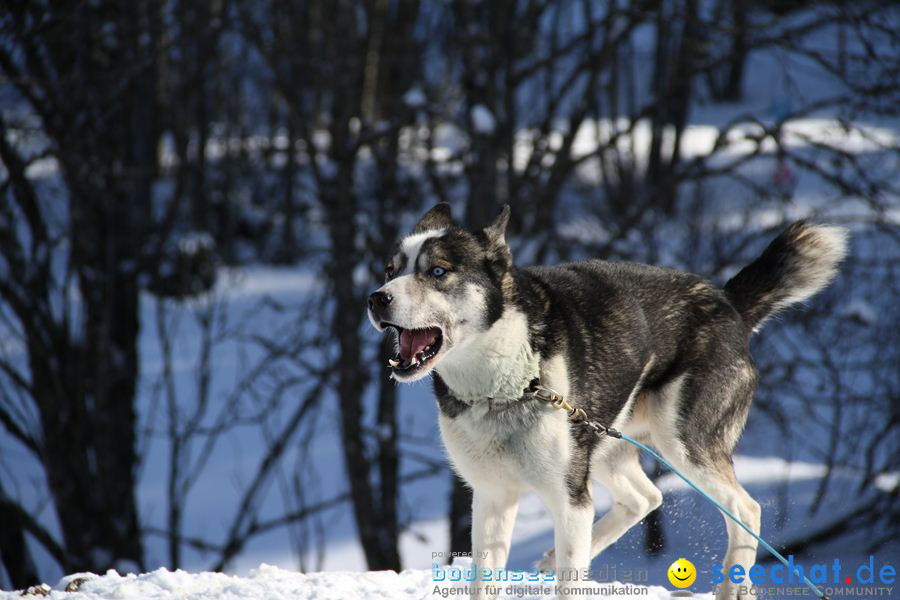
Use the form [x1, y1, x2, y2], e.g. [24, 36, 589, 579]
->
[436, 308, 540, 405]
[435, 308, 574, 494]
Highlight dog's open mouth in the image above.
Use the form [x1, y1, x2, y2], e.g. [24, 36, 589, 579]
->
[383, 324, 443, 372]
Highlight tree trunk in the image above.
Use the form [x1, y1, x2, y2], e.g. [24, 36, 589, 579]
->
[449, 476, 473, 558]
[323, 181, 401, 570]
[722, 0, 748, 101]
[0, 0, 161, 574]
[0, 482, 40, 588]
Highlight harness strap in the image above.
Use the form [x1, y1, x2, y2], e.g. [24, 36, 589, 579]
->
[529, 381, 828, 600]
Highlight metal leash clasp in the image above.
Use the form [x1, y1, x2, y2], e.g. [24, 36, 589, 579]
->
[529, 382, 589, 423]
[529, 380, 618, 437]
[529, 382, 563, 405]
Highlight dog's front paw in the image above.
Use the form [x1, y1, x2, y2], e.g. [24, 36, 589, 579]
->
[534, 548, 555, 571]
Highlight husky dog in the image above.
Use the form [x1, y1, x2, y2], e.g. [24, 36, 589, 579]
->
[367, 203, 847, 600]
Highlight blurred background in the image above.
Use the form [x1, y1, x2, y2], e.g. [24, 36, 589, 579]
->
[0, 0, 897, 592]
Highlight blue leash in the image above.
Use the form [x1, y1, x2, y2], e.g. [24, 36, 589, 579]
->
[618, 431, 827, 599]
[527, 381, 827, 599]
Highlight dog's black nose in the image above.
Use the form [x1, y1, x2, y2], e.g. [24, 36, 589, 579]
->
[368, 291, 393, 311]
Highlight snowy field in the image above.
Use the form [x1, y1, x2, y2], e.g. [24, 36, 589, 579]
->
[0, 563, 708, 600]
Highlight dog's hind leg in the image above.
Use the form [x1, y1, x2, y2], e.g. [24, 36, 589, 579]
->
[589, 445, 664, 558]
[650, 370, 761, 600]
[662, 457, 761, 600]
[536, 444, 662, 570]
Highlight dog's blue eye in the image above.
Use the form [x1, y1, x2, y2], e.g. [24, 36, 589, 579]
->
[431, 266, 446, 278]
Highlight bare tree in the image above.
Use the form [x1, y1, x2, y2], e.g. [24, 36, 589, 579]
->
[0, 0, 165, 580]
[237, 0, 428, 572]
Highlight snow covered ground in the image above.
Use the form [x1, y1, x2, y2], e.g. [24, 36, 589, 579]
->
[3, 438, 894, 597]
[0, 562, 703, 600]
[2, 565, 437, 600]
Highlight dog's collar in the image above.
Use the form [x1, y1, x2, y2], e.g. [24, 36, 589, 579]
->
[485, 378, 572, 412]
[463, 359, 541, 408]
[436, 335, 540, 406]
[484, 378, 543, 412]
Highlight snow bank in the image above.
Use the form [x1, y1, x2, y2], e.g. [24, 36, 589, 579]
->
[2, 563, 705, 600]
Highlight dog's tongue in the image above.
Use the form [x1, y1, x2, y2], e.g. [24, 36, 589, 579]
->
[399, 328, 439, 361]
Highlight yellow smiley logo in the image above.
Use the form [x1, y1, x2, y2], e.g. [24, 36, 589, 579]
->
[668, 558, 696, 588]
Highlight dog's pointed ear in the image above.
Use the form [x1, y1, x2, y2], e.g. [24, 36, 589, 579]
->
[412, 203, 452, 234]
[482, 204, 510, 246]
[481, 204, 513, 270]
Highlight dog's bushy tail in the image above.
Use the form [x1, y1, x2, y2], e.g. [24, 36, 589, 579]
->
[724, 221, 848, 333]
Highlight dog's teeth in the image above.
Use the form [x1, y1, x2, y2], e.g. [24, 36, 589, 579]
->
[416, 352, 425, 363]
[388, 358, 400, 367]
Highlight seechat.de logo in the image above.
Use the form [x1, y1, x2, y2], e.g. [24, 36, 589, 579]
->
[711, 555, 895, 587]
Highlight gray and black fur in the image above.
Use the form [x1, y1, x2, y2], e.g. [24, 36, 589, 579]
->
[367, 204, 847, 600]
